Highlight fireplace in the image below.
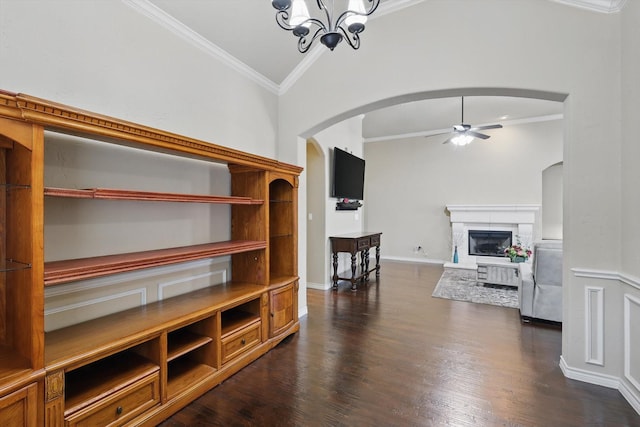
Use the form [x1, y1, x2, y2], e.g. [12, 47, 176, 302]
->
[468, 230, 512, 257]
[446, 204, 540, 264]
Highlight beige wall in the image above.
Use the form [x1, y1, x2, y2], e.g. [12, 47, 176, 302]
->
[542, 162, 563, 240]
[278, 0, 636, 411]
[363, 119, 562, 262]
[309, 116, 365, 288]
[0, 1, 281, 328]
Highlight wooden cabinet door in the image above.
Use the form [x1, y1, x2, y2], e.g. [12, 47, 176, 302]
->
[0, 383, 37, 426]
[269, 283, 296, 338]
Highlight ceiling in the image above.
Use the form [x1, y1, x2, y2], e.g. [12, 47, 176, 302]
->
[127, 0, 625, 141]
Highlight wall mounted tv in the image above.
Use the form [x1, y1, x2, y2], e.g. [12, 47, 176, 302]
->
[331, 147, 365, 205]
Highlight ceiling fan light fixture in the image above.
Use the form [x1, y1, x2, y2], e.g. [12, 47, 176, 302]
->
[272, 0, 380, 53]
[451, 134, 474, 146]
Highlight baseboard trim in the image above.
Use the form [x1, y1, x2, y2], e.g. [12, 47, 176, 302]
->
[559, 356, 620, 389]
[381, 256, 445, 265]
[306, 281, 332, 291]
[620, 380, 640, 414]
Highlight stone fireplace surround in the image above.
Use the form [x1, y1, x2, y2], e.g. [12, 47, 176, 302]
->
[446, 204, 540, 266]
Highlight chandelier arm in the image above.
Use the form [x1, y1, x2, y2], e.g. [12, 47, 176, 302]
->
[276, 10, 327, 33]
[338, 25, 360, 50]
[275, 10, 293, 30]
[316, 0, 334, 31]
[298, 27, 327, 53]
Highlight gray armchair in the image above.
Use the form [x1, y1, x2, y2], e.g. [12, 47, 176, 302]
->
[518, 240, 563, 322]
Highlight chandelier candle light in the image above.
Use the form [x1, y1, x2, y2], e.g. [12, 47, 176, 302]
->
[271, 0, 380, 53]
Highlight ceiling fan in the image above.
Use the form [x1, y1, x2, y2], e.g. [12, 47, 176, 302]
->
[442, 96, 503, 146]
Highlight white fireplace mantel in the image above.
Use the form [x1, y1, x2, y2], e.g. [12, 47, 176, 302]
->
[446, 204, 540, 265]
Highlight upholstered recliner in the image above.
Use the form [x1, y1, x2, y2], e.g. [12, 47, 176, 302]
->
[518, 240, 563, 322]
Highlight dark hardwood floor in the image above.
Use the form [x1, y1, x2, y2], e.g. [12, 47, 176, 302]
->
[159, 261, 640, 426]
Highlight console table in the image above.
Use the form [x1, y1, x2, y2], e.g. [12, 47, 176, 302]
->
[330, 232, 382, 291]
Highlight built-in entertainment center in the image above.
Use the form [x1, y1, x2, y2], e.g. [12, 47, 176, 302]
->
[0, 90, 301, 426]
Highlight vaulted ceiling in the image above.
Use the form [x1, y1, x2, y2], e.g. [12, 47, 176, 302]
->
[124, 0, 625, 140]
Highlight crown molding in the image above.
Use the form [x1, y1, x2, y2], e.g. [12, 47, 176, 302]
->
[122, 0, 280, 94]
[363, 114, 564, 143]
[279, 0, 427, 95]
[123, 0, 622, 98]
[549, 0, 627, 13]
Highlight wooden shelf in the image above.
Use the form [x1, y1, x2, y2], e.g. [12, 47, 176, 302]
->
[0, 345, 33, 385]
[45, 187, 263, 205]
[0, 259, 31, 273]
[64, 352, 159, 415]
[221, 311, 260, 337]
[44, 240, 266, 286]
[167, 361, 217, 400]
[167, 331, 213, 362]
[45, 282, 265, 371]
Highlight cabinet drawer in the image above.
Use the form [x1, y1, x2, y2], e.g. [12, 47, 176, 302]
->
[65, 372, 159, 427]
[370, 235, 380, 246]
[357, 238, 370, 250]
[221, 320, 261, 364]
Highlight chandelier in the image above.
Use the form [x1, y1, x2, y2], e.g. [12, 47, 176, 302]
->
[271, 0, 381, 53]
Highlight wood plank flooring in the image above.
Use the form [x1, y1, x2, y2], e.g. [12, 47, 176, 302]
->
[159, 261, 640, 426]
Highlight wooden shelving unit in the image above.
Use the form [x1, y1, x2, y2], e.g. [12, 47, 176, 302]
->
[44, 241, 267, 286]
[0, 90, 302, 426]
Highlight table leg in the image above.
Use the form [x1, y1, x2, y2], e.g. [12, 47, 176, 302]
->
[332, 252, 339, 290]
[350, 252, 358, 291]
[364, 248, 371, 281]
[375, 245, 381, 278]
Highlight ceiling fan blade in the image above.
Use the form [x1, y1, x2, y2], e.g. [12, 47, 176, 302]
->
[467, 131, 490, 140]
[442, 137, 454, 145]
[472, 124, 503, 131]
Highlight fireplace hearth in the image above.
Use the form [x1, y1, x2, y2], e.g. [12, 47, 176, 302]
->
[468, 230, 512, 257]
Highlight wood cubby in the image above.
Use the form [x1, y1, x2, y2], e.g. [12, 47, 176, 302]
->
[0, 90, 301, 426]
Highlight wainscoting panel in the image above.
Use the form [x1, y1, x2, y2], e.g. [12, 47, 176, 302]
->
[158, 269, 227, 300]
[45, 258, 230, 331]
[585, 286, 604, 366]
[624, 294, 640, 392]
[44, 288, 147, 331]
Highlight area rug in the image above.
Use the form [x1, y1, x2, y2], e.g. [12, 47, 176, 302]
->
[432, 269, 519, 309]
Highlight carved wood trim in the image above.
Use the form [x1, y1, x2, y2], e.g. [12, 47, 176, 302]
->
[45, 370, 64, 402]
[0, 92, 302, 175]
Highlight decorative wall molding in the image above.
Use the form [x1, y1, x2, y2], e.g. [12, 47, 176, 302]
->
[624, 294, 640, 392]
[158, 269, 227, 300]
[571, 268, 640, 291]
[44, 288, 147, 316]
[567, 268, 640, 415]
[585, 286, 605, 366]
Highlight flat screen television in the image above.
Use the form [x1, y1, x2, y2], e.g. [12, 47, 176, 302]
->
[331, 147, 365, 201]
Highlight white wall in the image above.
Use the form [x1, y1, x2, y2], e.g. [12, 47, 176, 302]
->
[542, 162, 563, 240]
[364, 119, 562, 263]
[277, 0, 636, 412]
